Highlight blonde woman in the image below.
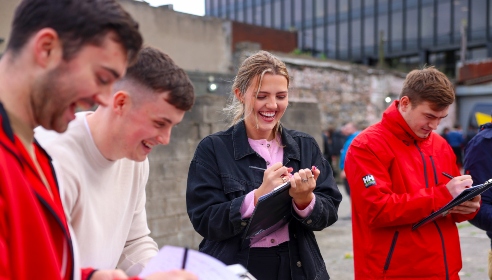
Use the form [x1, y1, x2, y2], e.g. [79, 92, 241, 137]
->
[186, 51, 342, 280]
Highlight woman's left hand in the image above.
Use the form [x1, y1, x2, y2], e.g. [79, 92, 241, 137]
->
[289, 166, 320, 210]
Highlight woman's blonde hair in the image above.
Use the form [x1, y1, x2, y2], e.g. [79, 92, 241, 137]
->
[224, 50, 289, 136]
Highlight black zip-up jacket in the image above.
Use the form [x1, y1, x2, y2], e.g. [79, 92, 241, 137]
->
[186, 120, 342, 280]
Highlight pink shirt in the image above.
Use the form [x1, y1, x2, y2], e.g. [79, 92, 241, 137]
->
[241, 137, 315, 247]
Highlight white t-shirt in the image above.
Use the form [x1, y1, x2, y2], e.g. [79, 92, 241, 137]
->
[35, 112, 158, 276]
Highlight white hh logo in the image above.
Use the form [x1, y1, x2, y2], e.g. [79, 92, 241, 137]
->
[362, 174, 376, 188]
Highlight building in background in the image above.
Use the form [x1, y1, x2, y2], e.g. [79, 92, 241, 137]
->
[206, 0, 492, 76]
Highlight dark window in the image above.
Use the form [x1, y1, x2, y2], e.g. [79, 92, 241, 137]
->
[316, 25, 324, 56]
[436, 0, 451, 45]
[246, 0, 254, 24]
[284, 0, 293, 29]
[405, 4, 418, 50]
[470, 0, 487, 40]
[453, 0, 469, 44]
[274, 0, 282, 29]
[390, 1, 403, 52]
[327, 23, 336, 58]
[339, 21, 349, 59]
[420, 1, 433, 48]
[265, 0, 272, 27]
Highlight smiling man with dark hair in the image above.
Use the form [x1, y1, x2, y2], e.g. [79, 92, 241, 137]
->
[0, 0, 144, 279]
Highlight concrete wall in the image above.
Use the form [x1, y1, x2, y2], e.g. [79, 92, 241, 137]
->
[0, 0, 21, 54]
[118, 0, 232, 73]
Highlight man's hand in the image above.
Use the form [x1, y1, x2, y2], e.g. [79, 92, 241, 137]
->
[446, 175, 473, 198]
[146, 270, 198, 280]
[449, 195, 481, 215]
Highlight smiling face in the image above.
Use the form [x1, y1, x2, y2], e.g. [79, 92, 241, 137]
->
[399, 96, 449, 138]
[238, 73, 289, 140]
[120, 91, 185, 162]
[33, 32, 127, 133]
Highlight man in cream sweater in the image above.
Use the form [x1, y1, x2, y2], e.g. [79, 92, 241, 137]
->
[36, 46, 195, 276]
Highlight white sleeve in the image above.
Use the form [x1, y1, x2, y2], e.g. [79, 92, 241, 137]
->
[117, 159, 158, 276]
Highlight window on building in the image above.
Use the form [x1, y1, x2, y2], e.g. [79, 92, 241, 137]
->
[265, 0, 272, 27]
[390, 1, 403, 52]
[420, 1, 434, 48]
[453, 0, 469, 44]
[470, 0, 487, 41]
[437, 0, 451, 45]
[284, 0, 293, 30]
[350, 0, 362, 60]
[274, 0, 282, 29]
[405, 3, 418, 50]
[327, 23, 336, 58]
[363, 0, 375, 57]
[339, 21, 349, 59]
[246, 0, 253, 24]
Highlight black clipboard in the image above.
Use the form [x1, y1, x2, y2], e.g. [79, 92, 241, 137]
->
[242, 181, 293, 243]
[412, 178, 492, 230]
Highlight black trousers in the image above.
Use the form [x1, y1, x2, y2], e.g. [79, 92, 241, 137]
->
[247, 242, 292, 280]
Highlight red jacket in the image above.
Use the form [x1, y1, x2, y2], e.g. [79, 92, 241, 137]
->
[345, 101, 477, 279]
[0, 103, 75, 280]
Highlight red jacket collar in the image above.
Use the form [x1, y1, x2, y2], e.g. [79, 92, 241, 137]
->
[381, 100, 432, 146]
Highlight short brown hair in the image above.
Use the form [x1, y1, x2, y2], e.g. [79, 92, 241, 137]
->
[399, 66, 455, 110]
[7, 0, 142, 64]
[118, 46, 195, 111]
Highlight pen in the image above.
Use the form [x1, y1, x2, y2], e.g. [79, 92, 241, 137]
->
[182, 247, 188, 269]
[442, 172, 454, 179]
[249, 166, 266, 172]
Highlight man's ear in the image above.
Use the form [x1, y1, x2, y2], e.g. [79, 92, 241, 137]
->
[399, 96, 410, 112]
[32, 28, 63, 69]
[113, 91, 132, 115]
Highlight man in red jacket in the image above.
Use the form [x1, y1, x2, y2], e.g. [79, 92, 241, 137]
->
[345, 66, 481, 279]
[0, 0, 143, 279]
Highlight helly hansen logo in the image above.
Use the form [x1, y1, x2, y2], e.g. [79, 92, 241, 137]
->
[363, 174, 376, 188]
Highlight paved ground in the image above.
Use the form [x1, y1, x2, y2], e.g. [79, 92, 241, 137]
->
[315, 186, 490, 280]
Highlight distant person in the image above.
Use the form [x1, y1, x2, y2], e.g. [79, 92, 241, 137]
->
[447, 124, 464, 169]
[322, 128, 334, 172]
[440, 127, 450, 142]
[464, 118, 492, 280]
[330, 127, 346, 178]
[186, 50, 342, 280]
[345, 66, 480, 279]
[339, 122, 360, 197]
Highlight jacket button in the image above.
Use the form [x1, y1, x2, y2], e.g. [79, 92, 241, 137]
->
[297, 261, 302, 267]
[270, 239, 275, 243]
[241, 221, 247, 227]
[306, 219, 312, 224]
[293, 234, 297, 238]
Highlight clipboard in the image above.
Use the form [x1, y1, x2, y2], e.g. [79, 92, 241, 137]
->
[412, 178, 492, 230]
[242, 181, 293, 243]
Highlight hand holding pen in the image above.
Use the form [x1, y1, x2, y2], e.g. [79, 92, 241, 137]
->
[442, 172, 473, 198]
[251, 162, 292, 206]
[441, 172, 480, 215]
